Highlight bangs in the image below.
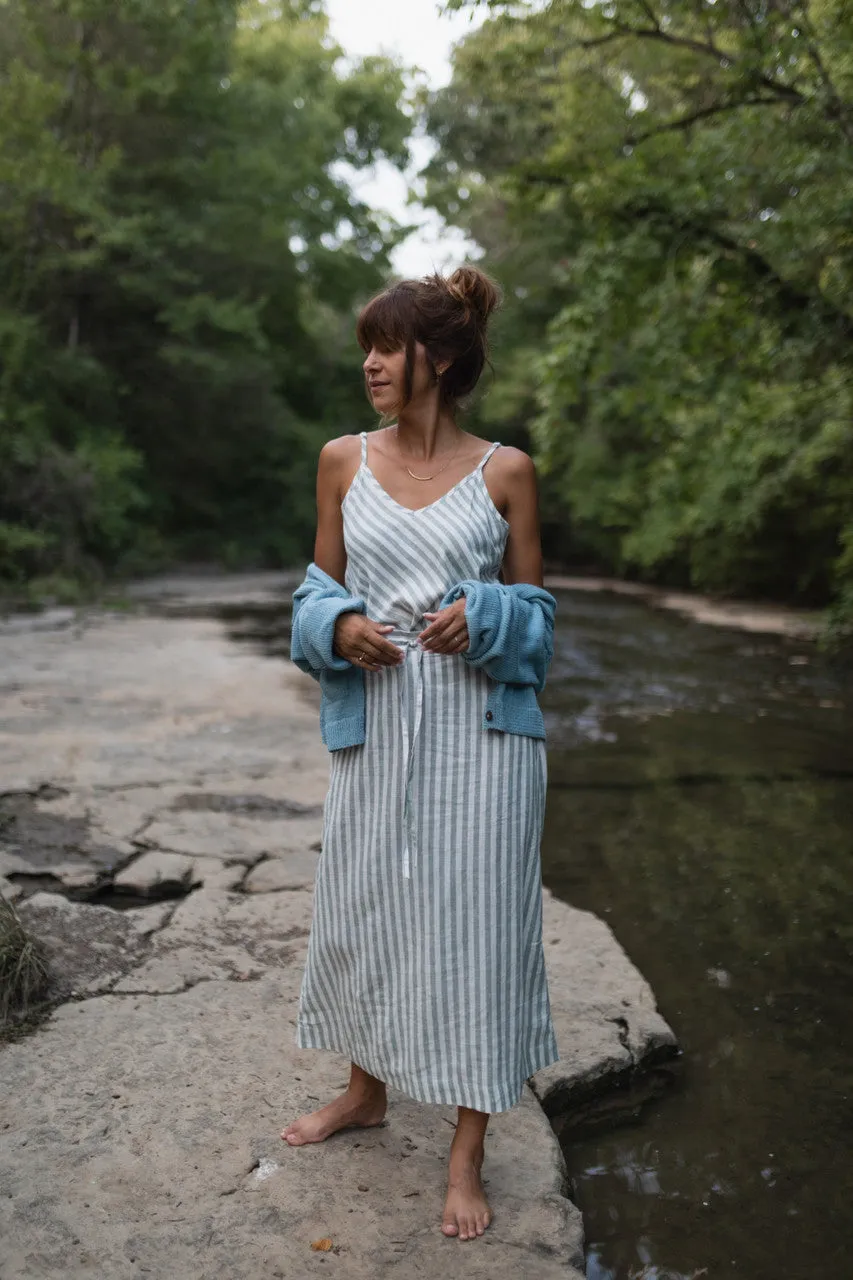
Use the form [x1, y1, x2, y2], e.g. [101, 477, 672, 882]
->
[355, 284, 418, 353]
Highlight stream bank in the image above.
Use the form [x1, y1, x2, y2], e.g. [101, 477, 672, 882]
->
[0, 573, 675, 1280]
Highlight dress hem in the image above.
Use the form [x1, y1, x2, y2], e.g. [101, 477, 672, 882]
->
[294, 1026, 560, 1115]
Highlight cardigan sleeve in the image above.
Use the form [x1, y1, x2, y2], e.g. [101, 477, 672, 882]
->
[290, 564, 367, 678]
[439, 579, 556, 693]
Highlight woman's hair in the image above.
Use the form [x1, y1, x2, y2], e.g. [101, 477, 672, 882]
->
[355, 266, 501, 410]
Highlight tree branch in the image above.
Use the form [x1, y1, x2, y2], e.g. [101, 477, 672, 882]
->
[515, 179, 853, 339]
[576, 23, 805, 108]
[635, 0, 661, 29]
[577, 23, 725, 63]
[626, 95, 794, 146]
[618, 199, 853, 340]
[794, 23, 853, 143]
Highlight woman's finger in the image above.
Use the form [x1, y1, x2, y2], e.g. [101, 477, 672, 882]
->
[359, 636, 402, 666]
[374, 639, 404, 664]
[436, 638, 468, 655]
[426, 618, 468, 648]
[419, 615, 454, 645]
[351, 650, 380, 671]
[364, 622, 403, 662]
[345, 637, 381, 670]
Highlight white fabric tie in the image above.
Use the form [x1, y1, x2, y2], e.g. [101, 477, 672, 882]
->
[395, 632, 426, 879]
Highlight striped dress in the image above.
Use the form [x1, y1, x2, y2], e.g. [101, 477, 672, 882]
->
[295, 430, 558, 1114]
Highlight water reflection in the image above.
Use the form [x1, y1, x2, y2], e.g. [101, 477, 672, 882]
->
[541, 589, 853, 1280]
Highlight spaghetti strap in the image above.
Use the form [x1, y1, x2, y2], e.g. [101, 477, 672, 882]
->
[477, 441, 501, 471]
[360, 431, 368, 465]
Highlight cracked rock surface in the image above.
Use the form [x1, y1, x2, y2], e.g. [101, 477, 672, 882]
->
[0, 574, 676, 1279]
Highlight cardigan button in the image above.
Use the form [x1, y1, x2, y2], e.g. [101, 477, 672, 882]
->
[485, 711, 493, 722]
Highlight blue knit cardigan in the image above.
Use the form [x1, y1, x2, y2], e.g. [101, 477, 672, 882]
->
[290, 562, 556, 751]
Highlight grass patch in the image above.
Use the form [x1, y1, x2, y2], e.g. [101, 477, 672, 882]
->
[0, 894, 50, 1027]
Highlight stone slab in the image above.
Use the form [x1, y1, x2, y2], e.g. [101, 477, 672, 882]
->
[37, 861, 103, 892]
[142, 812, 323, 861]
[0, 916, 585, 1279]
[14, 893, 167, 999]
[0, 578, 686, 1278]
[243, 852, 319, 893]
[114, 851, 194, 896]
[533, 891, 677, 1117]
[189, 856, 249, 892]
[0, 875, 23, 903]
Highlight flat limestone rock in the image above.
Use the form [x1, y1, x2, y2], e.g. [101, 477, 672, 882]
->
[143, 812, 323, 860]
[189, 855, 249, 892]
[0, 874, 23, 903]
[14, 892, 165, 998]
[0, 581, 685, 1279]
[37, 860, 102, 892]
[242, 852, 318, 893]
[533, 890, 678, 1118]
[176, 771, 331, 809]
[0, 849, 32, 878]
[0, 972, 584, 1280]
[113, 849, 194, 895]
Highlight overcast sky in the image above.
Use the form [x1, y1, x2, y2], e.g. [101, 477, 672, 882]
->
[324, 0, 484, 276]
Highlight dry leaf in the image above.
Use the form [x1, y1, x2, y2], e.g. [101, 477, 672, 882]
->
[310, 1238, 333, 1252]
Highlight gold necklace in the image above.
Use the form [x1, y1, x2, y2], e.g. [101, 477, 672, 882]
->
[394, 427, 462, 482]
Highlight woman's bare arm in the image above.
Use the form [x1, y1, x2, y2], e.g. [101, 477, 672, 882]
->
[312, 437, 357, 584]
[311, 435, 403, 669]
[492, 448, 544, 587]
[419, 447, 544, 652]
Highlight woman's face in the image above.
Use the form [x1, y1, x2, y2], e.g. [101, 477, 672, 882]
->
[362, 340, 436, 416]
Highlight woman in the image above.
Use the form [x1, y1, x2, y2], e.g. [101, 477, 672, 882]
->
[283, 267, 559, 1242]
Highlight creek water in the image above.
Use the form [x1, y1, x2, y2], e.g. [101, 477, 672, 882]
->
[541, 588, 853, 1280]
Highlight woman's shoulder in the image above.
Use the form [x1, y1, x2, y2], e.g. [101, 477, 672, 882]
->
[489, 445, 535, 476]
[318, 432, 363, 466]
[490, 443, 537, 483]
[317, 433, 364, 485]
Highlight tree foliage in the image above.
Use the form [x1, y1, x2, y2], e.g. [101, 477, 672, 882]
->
[0, 0, 409, 586]
[430, 0, 853, 638]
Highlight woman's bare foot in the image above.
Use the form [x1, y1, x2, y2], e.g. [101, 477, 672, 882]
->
[281, 1063, 386, 1147]
[441, 1107, 491, 1241]
[442, 1151, 491, 1240]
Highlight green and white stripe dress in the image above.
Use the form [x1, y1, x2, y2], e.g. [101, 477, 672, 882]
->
[295, 430, 558, 1113]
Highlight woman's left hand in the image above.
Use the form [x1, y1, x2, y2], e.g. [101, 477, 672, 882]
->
[418, 597, 469, 654]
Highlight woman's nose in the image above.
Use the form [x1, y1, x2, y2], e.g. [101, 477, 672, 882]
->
[363, 349, 380, 373]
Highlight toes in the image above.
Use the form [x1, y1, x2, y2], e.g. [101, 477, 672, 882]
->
[441, 1220, 459, 1237]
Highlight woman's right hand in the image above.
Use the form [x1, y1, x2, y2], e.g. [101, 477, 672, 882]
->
[333, 612, 404, 672]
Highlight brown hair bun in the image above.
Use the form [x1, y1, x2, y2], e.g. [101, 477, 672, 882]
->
[444, 266, 501, 325]
[356, 265, 502, 411]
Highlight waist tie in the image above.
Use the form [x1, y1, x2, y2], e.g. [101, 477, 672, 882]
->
[389, 628, 426, 880]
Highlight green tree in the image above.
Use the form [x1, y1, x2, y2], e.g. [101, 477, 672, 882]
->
[0, 0, 409, 586]
[430, 0, 853, 639]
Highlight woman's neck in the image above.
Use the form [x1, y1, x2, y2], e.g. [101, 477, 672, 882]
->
[393, 402, 461, 459]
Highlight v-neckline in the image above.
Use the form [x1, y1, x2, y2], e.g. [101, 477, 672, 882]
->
[360, 459, 484, 515]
